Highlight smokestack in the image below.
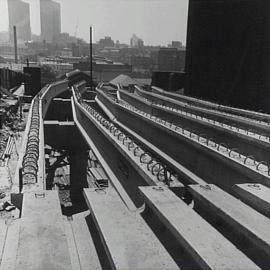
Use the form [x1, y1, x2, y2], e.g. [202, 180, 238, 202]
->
[13, 26, 18, 64]
[89, 26, 93, 90]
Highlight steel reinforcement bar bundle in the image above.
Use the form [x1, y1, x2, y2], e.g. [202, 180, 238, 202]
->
[21, 97, 40, 184]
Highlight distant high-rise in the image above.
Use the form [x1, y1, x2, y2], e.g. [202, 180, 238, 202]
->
[40, 0, 61, 43]
[8, 0, 31, 42]
[130, 34, 144, 48]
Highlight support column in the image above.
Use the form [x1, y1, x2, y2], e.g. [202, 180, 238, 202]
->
[69, 150, 88, 204]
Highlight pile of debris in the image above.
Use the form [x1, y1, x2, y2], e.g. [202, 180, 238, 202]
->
[0, 191, 20, 219]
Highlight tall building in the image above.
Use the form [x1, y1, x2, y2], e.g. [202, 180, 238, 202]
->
[185, 0, 270, 112]
[99, 36, 115, 49]
[8, 0, 31, 42]
[40, 0, 61, 43]
[130, 34, 144, 48]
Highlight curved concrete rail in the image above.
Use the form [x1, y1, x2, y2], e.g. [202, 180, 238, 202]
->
[72, 88, 184, 207]
[40, 80, 69, 118]
[119, 89, 270, 165]
[137, 87, 270, 136]
[152, 86, 270, 123]
[96, 89, 270, 194]
[96, 90, 207, 187]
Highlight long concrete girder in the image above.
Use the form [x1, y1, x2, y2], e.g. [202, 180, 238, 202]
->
[72, 91, 184, 208]
[119, 89, 270, 165]
[136, 87, 270, 137]
[15, 191, 72, 270]
[96, 89, 270, 195]
[139, 186, 259, 270]
[84, 187, 180, 270]
[151, 86, 270, 123]
[96, 96, 207, 187]
[233, 183, 270, 218]
[189, 184, 270, 269]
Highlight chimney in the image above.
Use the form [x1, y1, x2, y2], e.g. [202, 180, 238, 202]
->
[13, 26, 18, 64]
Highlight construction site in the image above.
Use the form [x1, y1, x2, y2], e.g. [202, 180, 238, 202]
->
[1, 0, 270, 269]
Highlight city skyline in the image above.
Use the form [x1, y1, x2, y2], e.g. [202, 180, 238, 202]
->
[0, 0, 188, 45]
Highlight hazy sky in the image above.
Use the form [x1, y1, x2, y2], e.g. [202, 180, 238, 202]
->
[0, 0, 189, 45]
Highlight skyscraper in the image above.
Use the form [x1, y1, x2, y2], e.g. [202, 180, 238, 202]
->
[8, 0, 31, 42]
[40, 0, 61, 43]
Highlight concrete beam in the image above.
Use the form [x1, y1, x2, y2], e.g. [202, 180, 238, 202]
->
[139, 186, 259, 270]
[41, 80, 69, 118]
[189, 184, 270, 269]
[98, 91, 270, 193]
[72, 97, 183, 207]
[15, 191, 72, 270]
[151, 86, 270, 123]
[120, 89, 270, 164]
[233, 183, 270, 218]
[137, 87, 270, 137]
[84, 187, 179, 270]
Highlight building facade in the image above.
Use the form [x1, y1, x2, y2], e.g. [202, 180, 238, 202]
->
[8, 0, 31, 42]
[185, 0, 270, 112]
[158, 48, 185, 72]
[40, 0, 61, 43]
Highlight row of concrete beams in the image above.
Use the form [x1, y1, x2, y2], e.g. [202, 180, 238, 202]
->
[189, 183, 270, 269]
[121, 89, 270, 178]
[136, 87, 270, 136]
[136, 88, 270, 143]
[95, 94, 208, 187]
[72, 87, 184, 204]
[82, 87, 270, 269]
[83, 187, 180, 270]
[74, 83, 268, 269]
[152, 86, 270, 124]
[119, 89, 270, 166]
[139, 185, 260, 270]
[96, 88, 270, 194]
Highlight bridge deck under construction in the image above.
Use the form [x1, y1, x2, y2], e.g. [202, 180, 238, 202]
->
[1, 80, 270, 269]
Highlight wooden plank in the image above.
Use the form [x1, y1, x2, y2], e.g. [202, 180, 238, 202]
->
[233, 183, 270, 218]
[15, 191, 72, 270]
[84, 187, 179, 270]
[139, 186, 259, 270]
[189, 184, 270, 262]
